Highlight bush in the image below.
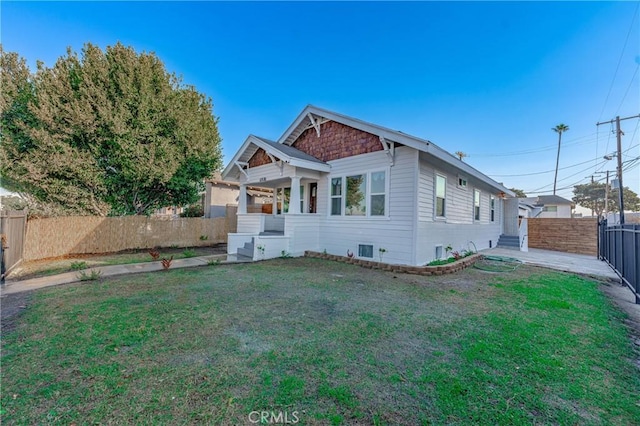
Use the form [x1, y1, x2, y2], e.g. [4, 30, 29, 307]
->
[180, 204, 204, 217]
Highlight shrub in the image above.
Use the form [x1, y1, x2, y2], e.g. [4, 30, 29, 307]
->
[70, 261, 87, 271]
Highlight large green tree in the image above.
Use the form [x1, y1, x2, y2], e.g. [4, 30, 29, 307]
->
[1, 43, 222, 216]
[572, 181, 640, 217]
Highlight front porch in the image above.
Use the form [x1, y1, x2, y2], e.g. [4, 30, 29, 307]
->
[227, 213, 321, 261]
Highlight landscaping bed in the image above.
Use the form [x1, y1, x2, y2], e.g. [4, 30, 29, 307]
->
[7, 244, 227, 281]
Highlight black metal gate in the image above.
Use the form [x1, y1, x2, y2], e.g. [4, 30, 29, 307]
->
[598, 219, 640, 304]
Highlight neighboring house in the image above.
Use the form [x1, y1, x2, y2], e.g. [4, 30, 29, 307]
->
[519, 195, 574, 219]
[204, 173, 272, 218]
[221, 105, 519, 265]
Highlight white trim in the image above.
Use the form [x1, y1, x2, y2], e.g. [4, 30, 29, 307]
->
[473, 189, 481, 222]
[357, 243, 374, 259]
[327, 167, 390, 219]
[434, 172, 447, 220]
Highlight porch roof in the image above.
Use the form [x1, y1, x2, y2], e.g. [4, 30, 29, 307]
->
[223, 135, 330, 180]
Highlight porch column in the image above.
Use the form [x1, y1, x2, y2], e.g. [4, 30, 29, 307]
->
[272, 188, 278, 214]
[238, 184, 247, 214]
[289, 177, 301, 214]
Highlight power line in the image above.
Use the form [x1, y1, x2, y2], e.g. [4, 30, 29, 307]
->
[598, 1, 640, 121]
[468, 132, 599, 158]
[615, 64, 639, 116]
[489, 156, 607, 177]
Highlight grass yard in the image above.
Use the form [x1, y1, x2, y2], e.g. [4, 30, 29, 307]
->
[1, 258, 639, 424]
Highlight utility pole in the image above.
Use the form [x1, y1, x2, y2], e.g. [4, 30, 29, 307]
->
[596, 113, 640, 225]
[604, 170, 609, 220]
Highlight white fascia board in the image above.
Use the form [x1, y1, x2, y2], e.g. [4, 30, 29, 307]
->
[420, 143, 515, 196]
[251, 136, 330, 172]
[221, 135, 262, 181]
[288, 158, 331, 172]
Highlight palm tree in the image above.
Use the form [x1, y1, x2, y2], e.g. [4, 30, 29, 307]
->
[454, 151, 468, 161]
[552, 124, 569, 195]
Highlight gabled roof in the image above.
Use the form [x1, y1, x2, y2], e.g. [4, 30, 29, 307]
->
[520, 195, 574, 206]
[223, 105, 515, 196]
[222, 134, 330, 177]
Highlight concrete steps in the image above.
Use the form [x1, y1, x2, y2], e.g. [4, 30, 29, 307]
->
[497, 234, 520, 249]
[237, 239, 254, 258]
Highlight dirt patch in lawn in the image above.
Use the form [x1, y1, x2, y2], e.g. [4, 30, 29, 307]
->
[0, 291, 31, 335]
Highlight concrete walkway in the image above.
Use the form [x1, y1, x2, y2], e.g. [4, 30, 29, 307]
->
[482, 247, 619, 281]
[0, 254, 251, 295]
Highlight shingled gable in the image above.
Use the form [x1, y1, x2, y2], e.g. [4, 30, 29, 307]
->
[223, 105, 514, 196]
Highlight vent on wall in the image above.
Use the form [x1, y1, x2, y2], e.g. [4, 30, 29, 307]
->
[435, 244, 443, 260]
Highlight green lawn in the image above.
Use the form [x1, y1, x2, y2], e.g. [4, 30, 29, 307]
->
[1, 258, 638, 425]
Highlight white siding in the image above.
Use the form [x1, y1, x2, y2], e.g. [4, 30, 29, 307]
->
[415, 155, 505, 264]
[285, 215, 321, 255]
[316, 147, 418, 265]
[415, 221, 503, 265]
[243, 163, 295, 184]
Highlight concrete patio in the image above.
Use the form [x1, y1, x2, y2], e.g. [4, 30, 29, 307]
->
[483, 247, 618, 281]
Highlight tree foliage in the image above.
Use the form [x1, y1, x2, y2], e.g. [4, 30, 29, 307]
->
[510, 188, 527, 198]
[572, 182, 640, 217]
[1, 43, 222, 216]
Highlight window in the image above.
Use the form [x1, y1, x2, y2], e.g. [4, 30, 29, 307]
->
[358, 244, 373, 258]
[543, 205, 557, 212]
[490, 195, 496, 222]
[331, 178, 342, 215]
[458, 176, 467, 188]
[330, 171, 387, 217]
[474, 190, 481, 221]
[277, 187, 290, 214]
[436, 174, 446, 217]
[300, 185, 304, 213]
[370, 171, 386, 216]
[346, 174, 366, 216]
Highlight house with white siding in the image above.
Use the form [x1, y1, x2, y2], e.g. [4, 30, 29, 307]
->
[221, 106, 520, 265]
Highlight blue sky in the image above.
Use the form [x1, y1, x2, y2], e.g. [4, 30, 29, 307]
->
[2, 1, 639, 204]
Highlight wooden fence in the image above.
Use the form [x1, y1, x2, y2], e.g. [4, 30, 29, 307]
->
[23, 216, 231, 261]
[527, 217, 598, 255]
[1, 210, 27, 279]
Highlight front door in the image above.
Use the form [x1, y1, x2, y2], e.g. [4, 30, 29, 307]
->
[309, 182, 317, 213]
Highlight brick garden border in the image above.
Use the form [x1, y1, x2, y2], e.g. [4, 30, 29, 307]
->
[304, 251, 482, 276]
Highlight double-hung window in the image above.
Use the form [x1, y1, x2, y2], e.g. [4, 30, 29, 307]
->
[436, 174, 446, 217]
[370, 171, 386, 216]
[474, 189, 481, 221]
[490, 195, 496, 222]
[346, 174, 366, 216]
[331, 178, 342, 215]
[330, 170, 386, 217]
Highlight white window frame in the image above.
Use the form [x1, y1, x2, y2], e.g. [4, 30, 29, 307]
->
[358, 243, 374, 259]
[457, 175, 468, 189]
[474, 189, 481, 221]
[328, 168, 389, 218]
[490, 195, 496, 222]
[435, 173, 447, 219]
[330, 177, 343, 216]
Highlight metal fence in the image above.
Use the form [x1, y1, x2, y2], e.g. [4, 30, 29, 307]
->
[1, 210, 27, 283]
[598, 220, 640, 304]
